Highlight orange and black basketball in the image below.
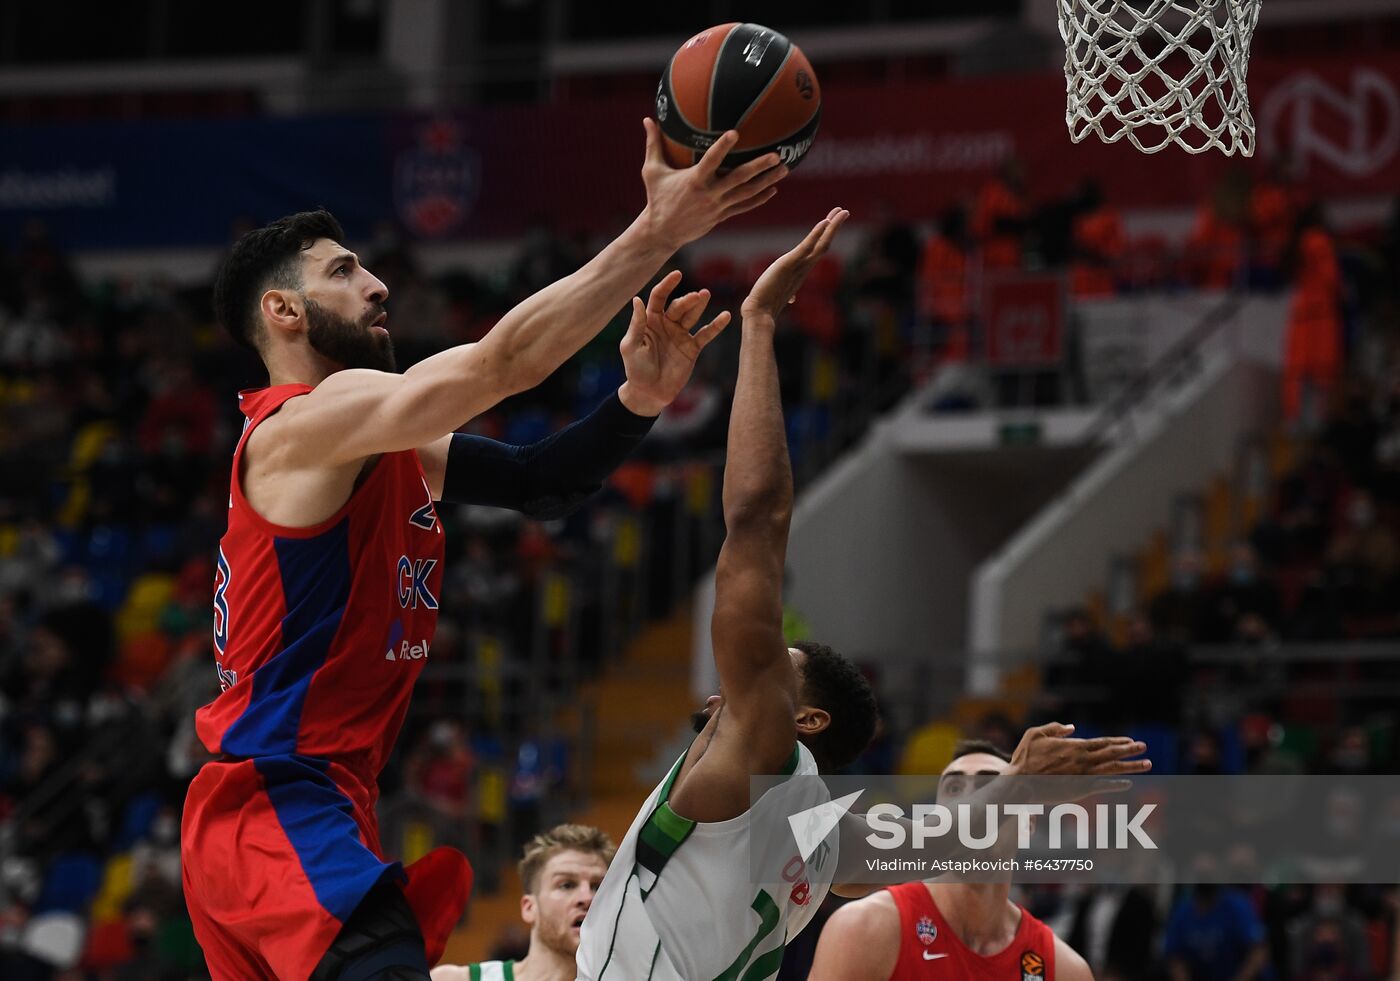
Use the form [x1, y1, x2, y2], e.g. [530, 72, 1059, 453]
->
[655, 23, 821, 171]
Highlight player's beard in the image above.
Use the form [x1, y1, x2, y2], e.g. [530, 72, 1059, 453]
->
[305, 299, 396, 372]
[691, 707, 711, 733]
[536, 912, 581, 959]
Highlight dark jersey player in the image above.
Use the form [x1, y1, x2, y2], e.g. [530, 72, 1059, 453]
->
[181, 123, 788, 981]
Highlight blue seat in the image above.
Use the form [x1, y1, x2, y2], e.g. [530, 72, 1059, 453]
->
[112, 791, 162, 851]
[32, 852, 101, 915]
[1125, 724, 1180, 775]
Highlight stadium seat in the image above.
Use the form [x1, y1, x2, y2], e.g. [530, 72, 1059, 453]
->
[1276, 724, 1320, 766]
[115, 573, 176, 640]
[897, 722, 961, 776]
[80, 916, 133, 969]
[20, 912, 85, 970]
[33, 853, 101, 915]
[115, 631, 174, 690]
[112, 792, 163, 851]
[504, 408, 553, 446]
[89, 854, 136, 921]
[1125, 724, 1180, 775]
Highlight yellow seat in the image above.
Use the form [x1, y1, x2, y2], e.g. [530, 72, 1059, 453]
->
[115, 573, 176, 640]
[897, 721, 962, 776]
[89, 853, 135, 921]
[69, 421, 116, 472]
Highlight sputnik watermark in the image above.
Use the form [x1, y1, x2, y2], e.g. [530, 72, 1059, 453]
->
[751, 774, 1400, 885]
[863, 802, 1158, 850]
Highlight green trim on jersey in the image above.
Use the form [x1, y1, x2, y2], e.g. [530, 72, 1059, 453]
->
[637, 751, 696, 885]
[780, 744, 800, 776]
[466, 960, 516, 981]
[636, 743, 801, 887]
[714, 890, 781, 981]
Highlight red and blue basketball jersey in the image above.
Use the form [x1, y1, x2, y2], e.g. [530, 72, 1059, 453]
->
[181, 384, 471, 980]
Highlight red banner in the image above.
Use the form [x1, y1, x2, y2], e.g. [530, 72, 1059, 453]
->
[429, 51, 1400, 238]
[982, 274, 1067, 368]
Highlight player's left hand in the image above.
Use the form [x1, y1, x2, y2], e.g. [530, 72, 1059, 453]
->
[741, 207, 849, 324]
[1009, 722, 1152, 777]
[617, 269, 731, 417]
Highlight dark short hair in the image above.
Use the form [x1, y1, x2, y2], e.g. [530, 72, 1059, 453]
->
[795, 640, 879, 773]
[213, 209, 345, 350]
[950, 738, 1013, 765]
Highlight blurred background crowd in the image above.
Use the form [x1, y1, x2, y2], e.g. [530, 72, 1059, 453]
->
[4, 1, 1400, 978]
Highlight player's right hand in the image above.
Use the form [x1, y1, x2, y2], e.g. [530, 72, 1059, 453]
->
[1008, 722, 1152, 777]
[741, 207, 849, 323]
[639, 118, 788, 252]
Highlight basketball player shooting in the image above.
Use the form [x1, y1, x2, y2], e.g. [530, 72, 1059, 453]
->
[577, 210, 1151, 981]
[180, 122, 787, 981]
[809, 741, 1094, 980]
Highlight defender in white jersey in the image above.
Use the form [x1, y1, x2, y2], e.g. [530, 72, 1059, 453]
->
[578, 210, 867, 981]
[577, 210, 1155, 981]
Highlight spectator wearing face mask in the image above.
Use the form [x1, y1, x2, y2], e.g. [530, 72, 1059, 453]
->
[1326, 726, 1373, 776]
[1041, 607, 1115, 725]
[1149, 552, 1212, 645]
[1202, 542, 1282, 644]
[1287, 886, 1368, 980]
[1104, 615, 1188, 729]
[404, 719, 477, 823]
[1325, 490, 1398, 623]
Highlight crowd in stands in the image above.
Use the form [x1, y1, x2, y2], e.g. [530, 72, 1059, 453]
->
[1, 149, 1397, 976]
[1015, 350, 1400, 977]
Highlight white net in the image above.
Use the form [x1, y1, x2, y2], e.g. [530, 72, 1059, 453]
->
[1059, 0, 1262, 156]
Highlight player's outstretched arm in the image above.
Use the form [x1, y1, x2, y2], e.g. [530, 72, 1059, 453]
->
[708, 209, 849, 768]
[458, 121, 781, 409]
[807, 892, 899, 981]
[274, 127, 783, 468]
[417, 273, 730, 508]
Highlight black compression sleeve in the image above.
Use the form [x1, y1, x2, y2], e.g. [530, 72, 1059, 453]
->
[440, 391, 656, 519]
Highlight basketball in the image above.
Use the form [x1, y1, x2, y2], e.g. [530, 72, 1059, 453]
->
[655, 22, 821, 171]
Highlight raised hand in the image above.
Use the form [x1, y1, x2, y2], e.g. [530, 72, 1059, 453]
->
[639, 119, 789, 253]
[1008, 722, 1152, 777]
[617, 269, 731, 417]
[741, 207, 849, 323]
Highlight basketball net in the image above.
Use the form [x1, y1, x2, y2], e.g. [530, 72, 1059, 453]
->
[1059, 0, 1262, 156]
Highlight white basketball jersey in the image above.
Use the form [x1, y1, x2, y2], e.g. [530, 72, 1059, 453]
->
[576, 742, 836, 981]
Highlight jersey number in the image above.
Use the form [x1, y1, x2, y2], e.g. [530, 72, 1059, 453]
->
[213, 547, 230, 655]
[715, 890, 782, 981]
[213, 548, 238, 692]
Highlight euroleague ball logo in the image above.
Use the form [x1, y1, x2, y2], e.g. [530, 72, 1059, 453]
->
[655, 84, 670, 122]
[795, 70, 814, 101]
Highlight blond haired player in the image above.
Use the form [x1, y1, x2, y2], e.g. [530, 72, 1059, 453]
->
[432, 824, 616, 981]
